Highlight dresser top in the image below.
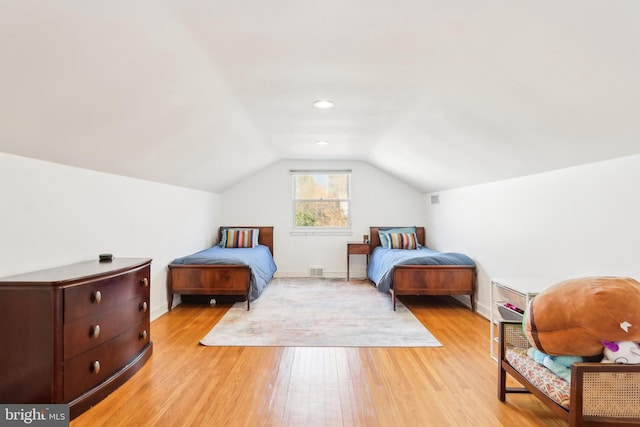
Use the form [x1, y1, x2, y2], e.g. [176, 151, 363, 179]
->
[0, 258, 152, 286]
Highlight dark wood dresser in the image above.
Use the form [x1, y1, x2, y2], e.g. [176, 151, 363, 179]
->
[0, 258, 153, 418]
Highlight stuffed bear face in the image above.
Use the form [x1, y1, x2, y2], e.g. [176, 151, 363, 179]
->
[602, 340, 640, 364]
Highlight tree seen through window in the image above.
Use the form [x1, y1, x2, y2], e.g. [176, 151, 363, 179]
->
[293, 172, 350, 228]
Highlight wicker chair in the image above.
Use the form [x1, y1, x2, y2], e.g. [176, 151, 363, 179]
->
[497, 320, 640, 427]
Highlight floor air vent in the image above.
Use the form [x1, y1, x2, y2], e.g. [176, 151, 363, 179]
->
[309, 267, 324, 277]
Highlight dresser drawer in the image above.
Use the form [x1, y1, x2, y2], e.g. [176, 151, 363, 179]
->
[63, 318, 151, 402]
[64, 297, 149, 360]
[64, 266, 150, 322]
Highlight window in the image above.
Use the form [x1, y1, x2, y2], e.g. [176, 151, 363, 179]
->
[291, 170, 351, 231]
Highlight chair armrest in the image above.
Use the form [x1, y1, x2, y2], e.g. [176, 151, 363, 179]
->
[570, 362, 640, 421]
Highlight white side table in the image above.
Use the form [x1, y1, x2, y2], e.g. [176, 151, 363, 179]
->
[490, 277, 560, 361]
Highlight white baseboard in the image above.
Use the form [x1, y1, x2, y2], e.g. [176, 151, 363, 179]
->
[274, 271, 359, 279]
[451, 295, 490, 320]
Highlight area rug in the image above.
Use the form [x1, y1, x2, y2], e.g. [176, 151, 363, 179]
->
[200, 277, 441, 347]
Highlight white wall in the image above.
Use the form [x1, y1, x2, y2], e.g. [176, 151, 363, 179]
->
[221, 159, 424, 278]
[0, 152, 220, 320]
[424, 154, 640, 319]
[11, 149, 635, 321]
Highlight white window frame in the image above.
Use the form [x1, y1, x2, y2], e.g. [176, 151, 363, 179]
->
[290, 169, 352, 236]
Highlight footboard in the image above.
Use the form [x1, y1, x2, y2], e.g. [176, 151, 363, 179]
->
[392, 265, 475, 311]
[168, 264, 251, 311]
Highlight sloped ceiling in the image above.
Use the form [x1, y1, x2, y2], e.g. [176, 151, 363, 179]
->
[1, 1, 639, 193]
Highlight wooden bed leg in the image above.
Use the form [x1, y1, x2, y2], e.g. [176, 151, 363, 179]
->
[469, 293, 475, 312]
[393, 290, 397, 311]
[247, 294, 250, 311]
[167, 270, 173, 311]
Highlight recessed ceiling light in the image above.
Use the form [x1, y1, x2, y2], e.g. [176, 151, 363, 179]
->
[315, 140, 329, 145]
[313, 99, 334, 109]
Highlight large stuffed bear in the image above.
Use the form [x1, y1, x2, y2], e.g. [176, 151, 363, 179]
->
[523, 276, 640, 356]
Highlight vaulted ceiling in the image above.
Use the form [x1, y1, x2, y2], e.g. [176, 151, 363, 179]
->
[2, 1, 639, 193]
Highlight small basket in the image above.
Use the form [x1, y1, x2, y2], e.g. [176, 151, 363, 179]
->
[497, 303, 524, 321]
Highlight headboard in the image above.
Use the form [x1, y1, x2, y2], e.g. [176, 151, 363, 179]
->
[369, 226, 426, 249]
[218, 226, 274, 255]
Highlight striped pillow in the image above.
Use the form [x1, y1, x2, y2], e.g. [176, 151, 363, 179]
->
[222, 228, 259, 248]
[388, 232, 418, 250]
[378, 227, 417, 248]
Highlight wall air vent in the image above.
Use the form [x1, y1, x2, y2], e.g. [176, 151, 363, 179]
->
[309, 267, 324, 277]
[431, 194, 440, 205]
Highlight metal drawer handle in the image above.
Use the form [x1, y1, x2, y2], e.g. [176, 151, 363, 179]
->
[93, 290, 102, 304]
[91, 324, 101, 338]
[140, 330, 148, 340]
[140, 278, 149, 287]
[140, 301, 148, 312]
[92, 360, 101, 374]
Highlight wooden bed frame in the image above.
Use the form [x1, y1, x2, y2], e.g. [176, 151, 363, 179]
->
[167, 226, 274, 311]
[369, 227, 476, 311]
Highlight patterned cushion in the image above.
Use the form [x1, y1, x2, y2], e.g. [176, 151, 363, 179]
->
[378, 227, 416, 248]
[388, 232, 418, 250]
[221, 228, 259, 248]
[505, 346, 571, 409]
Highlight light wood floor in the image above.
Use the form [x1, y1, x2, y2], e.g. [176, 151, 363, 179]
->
[71, 293, 567, 427]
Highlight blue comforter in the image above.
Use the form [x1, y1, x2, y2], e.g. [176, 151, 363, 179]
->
[367, 246, 475, 293]
[171, 245, 277, 301]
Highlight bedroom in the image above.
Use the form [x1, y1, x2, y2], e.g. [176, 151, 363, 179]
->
[1, 1, 640, 426]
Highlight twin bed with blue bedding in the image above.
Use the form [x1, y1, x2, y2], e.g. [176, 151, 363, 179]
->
[168, 226, 277, 311]
[367, 226, 476, 310]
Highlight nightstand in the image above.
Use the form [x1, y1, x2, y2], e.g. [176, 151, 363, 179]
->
[347, 242, 370, 281]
